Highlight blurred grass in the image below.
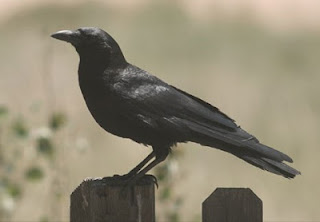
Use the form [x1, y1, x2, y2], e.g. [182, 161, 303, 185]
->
[0, 1, 319, 221]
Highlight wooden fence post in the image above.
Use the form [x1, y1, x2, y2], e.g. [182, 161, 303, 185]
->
[70, 175, 155, 222]
[202, 188, 262, 222]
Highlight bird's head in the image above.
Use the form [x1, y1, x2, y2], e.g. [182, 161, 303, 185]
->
[51, 27, 125, 66]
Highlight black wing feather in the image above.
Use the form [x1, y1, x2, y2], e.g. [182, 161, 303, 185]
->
[114, 66, 298, 177]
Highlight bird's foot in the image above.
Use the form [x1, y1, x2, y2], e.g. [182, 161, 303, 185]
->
[119, 174, 158, 198]
[124, 174, 158, 188]
[113, 172, 135, 181]
[113, 172, 158, 188]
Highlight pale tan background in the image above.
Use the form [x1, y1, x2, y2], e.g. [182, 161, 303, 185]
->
[0, 0, 319, 221]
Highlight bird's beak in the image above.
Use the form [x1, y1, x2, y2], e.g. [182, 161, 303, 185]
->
[51, 30, 80, 44]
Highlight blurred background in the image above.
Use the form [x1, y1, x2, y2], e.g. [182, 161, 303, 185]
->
[0, 0, 319, 221]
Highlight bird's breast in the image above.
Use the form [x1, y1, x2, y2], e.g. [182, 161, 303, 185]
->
[78, 74, 132, 137]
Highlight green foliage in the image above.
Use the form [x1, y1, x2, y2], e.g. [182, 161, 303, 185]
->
[6, 183, 22, 199]
[0, 105, 69, 221]
[0, 178, 22, 199]
[11, 118, 28, 138]
[159, 186, 171, 200]
[49, 112, 66, 131]
[0, 106, 8, 117]
[39, 216, 49, 222]
[37, 137, 54, 157]
[155, 164, 169, 183]
[25, 166, 44, 181]
[154, 150, 185, 222]
[167, 211, 180, 222]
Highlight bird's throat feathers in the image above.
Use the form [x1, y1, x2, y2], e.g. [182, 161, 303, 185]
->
[78, 48, 127, 75]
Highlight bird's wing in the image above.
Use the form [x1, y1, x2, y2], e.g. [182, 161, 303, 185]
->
[118, 76, 237, 131]
[114, 69, 292, 163]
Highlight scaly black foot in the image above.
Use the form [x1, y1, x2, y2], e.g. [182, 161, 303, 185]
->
[113, 171, 136, 181]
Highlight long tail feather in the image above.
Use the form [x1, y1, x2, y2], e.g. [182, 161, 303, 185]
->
[179, 118, 300, 178]
[238, 155, 301, 178]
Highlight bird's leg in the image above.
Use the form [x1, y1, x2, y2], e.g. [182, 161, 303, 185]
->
[124, 148, 169, 188]
[124, 151, 156, 178]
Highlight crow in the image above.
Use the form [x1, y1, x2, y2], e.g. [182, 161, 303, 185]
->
[51, 27, 300, 184]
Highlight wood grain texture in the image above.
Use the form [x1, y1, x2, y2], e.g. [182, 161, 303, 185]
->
[202, 188, 262, 222]
[70, 175, 155, 222]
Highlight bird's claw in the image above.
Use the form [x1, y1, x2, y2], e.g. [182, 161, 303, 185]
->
[113, 173, 158, 188]
[145, 174, 158, 188]
[113, 173, 135, 181]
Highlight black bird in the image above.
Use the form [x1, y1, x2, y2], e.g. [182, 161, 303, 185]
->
[51, 27, 300, 184]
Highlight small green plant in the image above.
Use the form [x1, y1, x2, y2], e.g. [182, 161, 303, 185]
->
[25, 166, 44, 181]
[0, 105, 68, 221]
[154, 148, 185, 222]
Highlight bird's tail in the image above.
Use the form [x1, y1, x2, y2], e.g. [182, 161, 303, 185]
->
[184, 121, 301, 178]
[234, 153, 301, 178]
[206, 141, 301, 179]
[201, 138, 301, 178]
[179, 118, 300, 178]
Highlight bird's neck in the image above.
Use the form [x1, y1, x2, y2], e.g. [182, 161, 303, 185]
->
[78, 51, 127, 76]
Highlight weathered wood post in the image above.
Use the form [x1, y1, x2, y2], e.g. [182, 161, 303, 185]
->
[202, 188, 262, 222]
[70, 175, 155, 222]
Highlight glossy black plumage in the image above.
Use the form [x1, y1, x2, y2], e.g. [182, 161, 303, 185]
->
[51, 27, 300, 181]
